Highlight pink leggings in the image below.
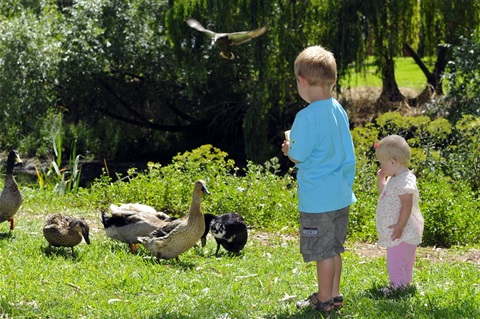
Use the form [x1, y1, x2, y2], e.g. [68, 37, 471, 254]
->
[386, 242, 417, 288]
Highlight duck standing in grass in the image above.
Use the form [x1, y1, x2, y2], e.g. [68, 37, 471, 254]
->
[138, 180, 210, 261]
[0, 150, 23, 231]
[43, 214, 90, 258]
[209, 212, 248, 256]
[101, 203, 175, 254]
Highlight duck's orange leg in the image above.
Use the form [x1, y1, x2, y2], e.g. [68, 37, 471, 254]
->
[129, 243, 138, 254]
[9, 218, 14, 230]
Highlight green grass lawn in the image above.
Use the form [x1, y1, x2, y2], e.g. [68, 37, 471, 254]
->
[1, 203, 478, 319]
[345, 57, 434, 92]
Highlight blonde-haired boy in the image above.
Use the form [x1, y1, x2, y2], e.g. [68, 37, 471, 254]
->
[282, 45, 356, 312]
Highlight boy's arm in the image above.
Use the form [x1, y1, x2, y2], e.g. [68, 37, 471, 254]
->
[389, 193, 413, 240]
[282, 141, 300, 163]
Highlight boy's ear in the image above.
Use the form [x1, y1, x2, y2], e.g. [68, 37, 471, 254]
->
[297, 75, 308, 86]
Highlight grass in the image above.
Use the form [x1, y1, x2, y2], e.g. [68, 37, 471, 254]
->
[345, 57, 435, 92]
[0, 188, 479, 319]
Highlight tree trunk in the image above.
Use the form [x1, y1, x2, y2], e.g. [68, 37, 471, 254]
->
[404, 42, 449, 96]
[378, 52, 406, 105]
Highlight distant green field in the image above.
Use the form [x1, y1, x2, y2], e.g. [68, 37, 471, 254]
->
[344, 57, 434, 91]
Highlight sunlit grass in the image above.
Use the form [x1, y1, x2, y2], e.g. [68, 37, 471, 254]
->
[0, 197, 479, 319]
[344, 57, 435, 91]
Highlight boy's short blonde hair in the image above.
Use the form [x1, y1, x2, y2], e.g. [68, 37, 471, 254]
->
[375, 135, 411, 167]
[294, 45, 337, 87]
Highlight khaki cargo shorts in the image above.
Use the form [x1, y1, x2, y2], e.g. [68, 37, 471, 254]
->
[299, 206, 350, 262]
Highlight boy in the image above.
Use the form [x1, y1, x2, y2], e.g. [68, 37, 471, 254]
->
[282, 45, 356, 312]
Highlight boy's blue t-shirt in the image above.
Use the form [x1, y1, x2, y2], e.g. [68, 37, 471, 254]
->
[289, 98, 356, 213]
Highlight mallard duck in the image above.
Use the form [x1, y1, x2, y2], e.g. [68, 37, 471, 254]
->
[186, 18, 267, 59]
[43, 214, 90, 257]
[209, 212, 248, 256]
[138, 180, 210, 260]
[0, 150, 23, 231]
[100, 203, 175, 254]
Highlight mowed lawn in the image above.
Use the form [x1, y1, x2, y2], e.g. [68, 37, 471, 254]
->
[345, 57, 435, 92]
[0, 205, 479, 319]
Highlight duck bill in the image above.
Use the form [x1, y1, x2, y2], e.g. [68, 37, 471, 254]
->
[14, 155, 23, 166]
[83, 230, 91, 245]
[201, 186, 210, 195]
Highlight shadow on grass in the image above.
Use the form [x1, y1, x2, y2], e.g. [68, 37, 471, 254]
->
[0, 231, 14, 240]
[366, 282, 418, 299]
[264, 308, 343, 319]
[42, 245, 84, 261]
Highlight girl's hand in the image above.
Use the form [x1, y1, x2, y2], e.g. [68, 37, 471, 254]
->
[281, 140, 290, 156]
[389, 224, 404, 240]
[377, 169, 386, 180]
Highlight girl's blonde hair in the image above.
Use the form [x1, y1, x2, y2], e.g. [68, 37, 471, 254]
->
[294, 45, 337, 88]
[375, 135, 411, 166]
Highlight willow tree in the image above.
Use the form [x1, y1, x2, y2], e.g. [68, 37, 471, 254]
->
[404, 0, 480, 96]
[363, 0, 420, 105]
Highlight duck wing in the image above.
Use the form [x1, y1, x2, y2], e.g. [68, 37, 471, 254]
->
[186, 19, 217, 38]
[227, 26, 267, 45]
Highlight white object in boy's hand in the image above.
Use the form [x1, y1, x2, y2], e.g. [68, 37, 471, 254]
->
[284, 130, 291, 141]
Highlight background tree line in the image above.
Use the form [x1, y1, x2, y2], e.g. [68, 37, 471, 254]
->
[0, 0, 479, 166]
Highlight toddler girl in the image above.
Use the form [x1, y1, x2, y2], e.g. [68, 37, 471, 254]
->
[375, 135, 424, 293]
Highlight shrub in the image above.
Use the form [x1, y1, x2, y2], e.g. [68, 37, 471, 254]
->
[351, 112, 480, 246]
[66, 114, 480, 246]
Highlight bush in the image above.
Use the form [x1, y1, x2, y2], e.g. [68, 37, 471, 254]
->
[49, 114, 480, 247]
[79, 145, 298, 231]
[351, 112, 480, 246]
[443, 35, 480, 122]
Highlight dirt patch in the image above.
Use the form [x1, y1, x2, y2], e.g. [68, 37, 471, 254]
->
[336, 87, 424, 127]
[252, 231, 480, 266]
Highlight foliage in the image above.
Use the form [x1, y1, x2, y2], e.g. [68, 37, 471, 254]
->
[350, 112, 480, 246]
[81, 144, 298, 231]
[34, 112, 83, 194]
[2, 0, 478, 166]
[442, 35, 480, 122]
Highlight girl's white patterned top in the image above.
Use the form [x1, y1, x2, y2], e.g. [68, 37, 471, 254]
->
[376, 171, 424, 248]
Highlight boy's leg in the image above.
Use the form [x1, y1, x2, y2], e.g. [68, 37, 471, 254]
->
[332, 206, 349, 297]
[332, 254, 342, 297]
[316, 256, 335, 302]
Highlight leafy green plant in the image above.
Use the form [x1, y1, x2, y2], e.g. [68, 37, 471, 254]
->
[35, 128, 82, 195]
[443, 35, 480, 122]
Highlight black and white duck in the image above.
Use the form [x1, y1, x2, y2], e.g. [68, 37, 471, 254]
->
[208, 212, 248, 256]
[100, 203, 175, 254]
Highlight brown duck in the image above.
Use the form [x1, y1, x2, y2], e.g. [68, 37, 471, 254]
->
[138, 180, 210, 260]
[43, 214, 90, 257]
[0, 150, 23, 231]
[186, 19, 267, 59]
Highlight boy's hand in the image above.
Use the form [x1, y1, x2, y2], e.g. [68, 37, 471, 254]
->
[281, 141, 290, 156]
[389, 224, 404, 240]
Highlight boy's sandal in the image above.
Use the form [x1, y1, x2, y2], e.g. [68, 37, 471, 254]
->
[333, 295, 344, 309]
[295, 293, 334, 312]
